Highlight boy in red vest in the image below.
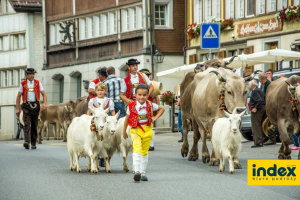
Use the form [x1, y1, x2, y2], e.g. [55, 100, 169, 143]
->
[120, 59, 154, 104]
[16, 68, 47, 150]
[123, 84, 165, 182]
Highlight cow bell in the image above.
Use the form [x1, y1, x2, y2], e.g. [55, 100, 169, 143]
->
[210, 71, 226, 82]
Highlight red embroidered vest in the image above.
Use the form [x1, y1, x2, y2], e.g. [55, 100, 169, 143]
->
[124, 72, 146, 100]
[89, 79, 100, 99]
[21, 79, 40, 103]
[128, 101, 152, 128]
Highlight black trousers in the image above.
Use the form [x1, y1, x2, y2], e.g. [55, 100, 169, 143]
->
[21, 102, 40, 146]
[251, 106, 265, 145]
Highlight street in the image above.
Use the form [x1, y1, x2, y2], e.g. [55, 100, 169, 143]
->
[0, 132, 299, 200]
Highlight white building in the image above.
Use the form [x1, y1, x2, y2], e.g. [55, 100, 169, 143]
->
[0, 0, 43, 140]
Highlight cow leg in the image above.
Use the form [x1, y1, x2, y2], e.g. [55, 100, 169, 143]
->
[45, 121, 49, 140]
[188, 118, 200, 161]
[198, 123, 210, 164]
[278, 120, 291, 159]
[63, 121, 68, 142]
[37, 121, 43, 144]
[209, 148, 220, 166]
[181, 114, 189, 157]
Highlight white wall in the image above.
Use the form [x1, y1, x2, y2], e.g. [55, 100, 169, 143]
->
[0, 106, 16, 140]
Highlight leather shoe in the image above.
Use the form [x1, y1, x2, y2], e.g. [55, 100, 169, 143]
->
[264, 140, 276, 145]
[251, 143, 263, 148]
[23, 142, 30, 149]
[31, 146, 37, 149]
[141, 174, 148, 181]
[178, 137, 183, 142]
[149, 146, 154, 151]
[133, 172, 141, 181]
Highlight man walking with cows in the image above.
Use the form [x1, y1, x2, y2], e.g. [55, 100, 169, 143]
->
[16, 68, 47, 150]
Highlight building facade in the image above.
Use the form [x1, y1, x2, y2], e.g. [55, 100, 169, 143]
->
[0, 0, 43, 140]
[42, 0, 185, 127]
[186, 0, 300, 76]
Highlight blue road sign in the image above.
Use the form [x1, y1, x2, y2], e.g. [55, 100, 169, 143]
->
[201, 23, 220, 49]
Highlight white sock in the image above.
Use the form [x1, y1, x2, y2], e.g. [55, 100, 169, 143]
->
[140, 155, 148, 174]
[150, 129, 155, 147]
[132, 153, 141, 173]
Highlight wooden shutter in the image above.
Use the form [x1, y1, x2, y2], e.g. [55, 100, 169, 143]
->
[217, 50, 226, 59]
[189, 54, 196, 64]
[244, 46, 254, 76]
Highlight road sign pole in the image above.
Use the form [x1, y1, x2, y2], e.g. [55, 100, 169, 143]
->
[209, 49, 212, 60]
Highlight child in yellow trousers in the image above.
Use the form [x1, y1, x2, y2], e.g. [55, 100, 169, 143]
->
[123, 84, 165, 182]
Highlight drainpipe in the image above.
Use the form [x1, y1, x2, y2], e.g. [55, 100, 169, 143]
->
[150, 0, 155, 79]
[183, 0, 187, 65]
[42, 0, 47, 69]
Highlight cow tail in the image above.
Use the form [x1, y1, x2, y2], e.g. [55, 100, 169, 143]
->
[262, 117, 273, 137]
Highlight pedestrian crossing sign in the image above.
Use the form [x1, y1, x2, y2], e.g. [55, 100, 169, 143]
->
[201, 23, 220, 49]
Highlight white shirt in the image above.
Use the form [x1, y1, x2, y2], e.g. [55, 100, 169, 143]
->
[88, 97, 115, 111]
[19, 80, 44, 102]
[121, 73, 151, 95]
[126, 101, 158, 123]
[88, 79, 101, 90]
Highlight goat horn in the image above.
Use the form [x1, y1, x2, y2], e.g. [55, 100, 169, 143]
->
[209, 71, 226, 82]
[244, 70, 262, 81]
[225, 55, 238, 65]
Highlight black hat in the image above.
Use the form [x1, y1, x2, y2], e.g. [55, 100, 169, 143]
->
[98, 67, 107, 77]
[139, 68, 151, 75]
[25, 68, 36, 74]
[126, 58, 140, 65]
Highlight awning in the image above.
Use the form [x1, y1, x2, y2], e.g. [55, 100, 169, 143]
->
[246, 49, 300, 62]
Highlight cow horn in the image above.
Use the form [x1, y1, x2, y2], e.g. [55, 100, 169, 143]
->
[244, 70, 262, 81]
[209, 71, 226, 82]
[225, 55, 238, 65]
[285, 81, 296, 92]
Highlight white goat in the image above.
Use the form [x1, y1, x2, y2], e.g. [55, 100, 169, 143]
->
[211, 109, 246, 174]
[96, 111, 120, 173]
[67, 104, 108, 173]
[115, 117, 133, 172]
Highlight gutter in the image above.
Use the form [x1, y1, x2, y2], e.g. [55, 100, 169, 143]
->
[13, 7, 42, 12]
[183, 0, 187, 65]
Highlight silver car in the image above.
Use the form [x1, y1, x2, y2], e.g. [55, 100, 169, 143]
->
[241, 69, 300, 141]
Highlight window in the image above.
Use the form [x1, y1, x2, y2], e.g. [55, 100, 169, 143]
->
[246, 0, 255, 16]
[15, 69, 20, 85]
[206, 0, 211, 21]
[133, 8, 137, 29]
[230, 0, 234, 18]
[79, 18, 86, 40]
[295, 0, 300, 6]
[239, 0, 244, 18]
[113, 12, 117, 33]
[260, 0, 265, 14]
[0, 0, 8, 14]
[0, 72, 2, 87]
[126, 10, 130, 30]
[282, 0, 287, 8]
[93, 16, 100, 37]
[99, 15, 102, 36]
[194, 0, 203, 23]
[77, 74, 82, 98]
[271, 0, 276, 11]
[10, 70, 13, 86]
[0, 36, 3, 50]
[4, 71, 7, 86]
[216, 0, 220, 19]
[105, 14, 109, 35]
[60, 77, 64, 103]
[0, 106, 1, 130]
[229, 50, 237, 56]
[86, 17, 93, 38]
[155, 5, 167, 26]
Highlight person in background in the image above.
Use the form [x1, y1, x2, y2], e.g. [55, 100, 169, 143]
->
[177, 96, 183, 143]
[290, 133, 299, 150]
[259, 72, 276, 146]
[88, 67, 108, 99]
[265, 69, 273, 82]
[103, 66, 126, 119]
[15, 68, 47, 150]
[139, 68, 159, 151]
[249, 79, 265, 148]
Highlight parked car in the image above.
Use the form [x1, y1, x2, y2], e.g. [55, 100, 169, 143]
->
[241, 68, 300, 141]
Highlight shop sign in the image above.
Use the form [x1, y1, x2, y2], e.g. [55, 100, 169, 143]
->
[237, 18, 282, 37]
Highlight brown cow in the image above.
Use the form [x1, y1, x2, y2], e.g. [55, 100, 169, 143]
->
[75, 96, 89, 117]
[57, 100, 76, 142]
[38, 104, 60, 141]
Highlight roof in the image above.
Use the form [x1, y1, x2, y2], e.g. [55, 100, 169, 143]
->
[8, 0, 42, 12]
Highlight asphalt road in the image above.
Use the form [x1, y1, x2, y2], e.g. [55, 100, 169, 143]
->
[0, 132, 299, 200]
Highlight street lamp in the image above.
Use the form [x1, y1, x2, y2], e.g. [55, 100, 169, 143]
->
[154, 49, 165, 63]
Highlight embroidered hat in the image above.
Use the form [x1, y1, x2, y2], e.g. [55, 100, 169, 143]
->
[139, 68, 152, 75]
[135, 84, 149, 93]
[25, 68, 37, 74]
[98, 67, 107, 77]
[126, 58, 140, 65]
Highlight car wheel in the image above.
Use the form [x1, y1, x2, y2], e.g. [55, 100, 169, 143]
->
[242, 131, 253, 141]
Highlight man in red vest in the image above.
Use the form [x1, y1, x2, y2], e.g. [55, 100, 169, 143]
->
[88, 67, 107, 99]
[16, 68, 47, 150]
[120, 59, 153, 104]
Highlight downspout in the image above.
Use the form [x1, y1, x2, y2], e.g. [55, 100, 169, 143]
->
[150, 0, 155, 79]
[42, 0, 47, 69]
[183, 0, 187, 65]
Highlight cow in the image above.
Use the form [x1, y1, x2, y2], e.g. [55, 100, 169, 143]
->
[57, 100, 76, 142]
[74, 96, 89, 117]
[38, 104, 60, 141]
[263, 76, 300, 160]
[180, 67, 259, 168]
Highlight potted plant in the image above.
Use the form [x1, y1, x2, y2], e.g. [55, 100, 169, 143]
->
[220, 18, 235, 31]
[160, 91, 174, 106]
[185, 22, 200, 40]
[275, 5, 300, 22]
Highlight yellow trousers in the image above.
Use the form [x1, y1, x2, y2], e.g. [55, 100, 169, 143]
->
[130, 124, 153, 157]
